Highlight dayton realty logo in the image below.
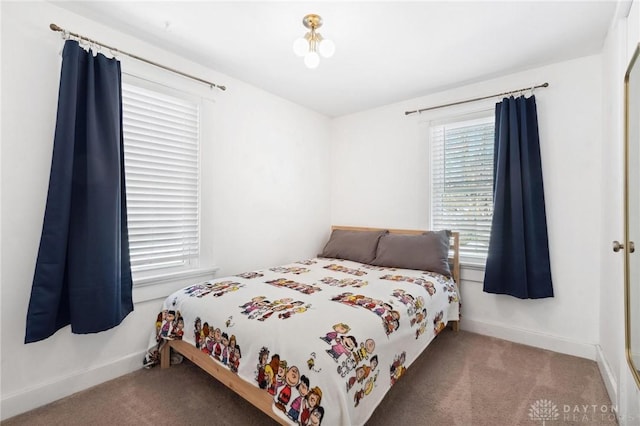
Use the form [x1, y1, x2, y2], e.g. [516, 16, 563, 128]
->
[529, 399, 560, 425]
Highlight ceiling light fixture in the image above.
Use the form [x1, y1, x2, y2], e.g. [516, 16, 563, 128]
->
[293, 14, 335, 69]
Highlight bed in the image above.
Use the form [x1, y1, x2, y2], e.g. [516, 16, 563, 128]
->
[147, 226, 461, 425]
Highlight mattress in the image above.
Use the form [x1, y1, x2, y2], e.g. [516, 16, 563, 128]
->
[147, 256, 460, 425]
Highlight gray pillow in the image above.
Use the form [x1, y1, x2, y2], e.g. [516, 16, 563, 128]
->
[320, 229, 388, 264]
[371, 230, 451, 277]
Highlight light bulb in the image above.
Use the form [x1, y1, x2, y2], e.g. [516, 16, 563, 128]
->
[319, 39, 335, 58]
[304, 51, 320, 69]
[292, 37, 308, 57]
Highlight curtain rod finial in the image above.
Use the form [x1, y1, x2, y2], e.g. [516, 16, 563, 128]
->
[50, 23, 62, 32]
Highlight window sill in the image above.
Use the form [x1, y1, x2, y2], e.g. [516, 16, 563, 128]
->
[460, 260, 486, 271]
[460, 260, 485, 283]
[132, 266, 219, 304]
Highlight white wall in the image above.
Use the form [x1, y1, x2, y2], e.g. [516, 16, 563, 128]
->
[331, 55, 603, 360]
[0, 1, 330, 420]
[3, 0, 638, 422]
[599, 1, 640, 424]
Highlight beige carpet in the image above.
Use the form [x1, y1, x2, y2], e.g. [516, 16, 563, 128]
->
[2, 330, 616, 426]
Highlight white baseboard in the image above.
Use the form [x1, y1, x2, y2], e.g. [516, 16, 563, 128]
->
[0, 321, 606, 421]
[460, 318, 597, 360]
[596, 344, 618, 412]
[1, 350, 147, 421]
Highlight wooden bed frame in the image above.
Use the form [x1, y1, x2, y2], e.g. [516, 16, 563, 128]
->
[160, 226, 461, 425]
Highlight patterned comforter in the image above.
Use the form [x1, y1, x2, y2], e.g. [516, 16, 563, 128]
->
[147, 257, 460, 426]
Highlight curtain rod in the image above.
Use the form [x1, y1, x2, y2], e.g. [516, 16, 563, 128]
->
[49, 23, 226, 91]
[404, 82, 549, 116]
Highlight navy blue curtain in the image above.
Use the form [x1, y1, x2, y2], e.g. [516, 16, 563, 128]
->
[483, 95, 553, 299]
[25, 40, 133, 343]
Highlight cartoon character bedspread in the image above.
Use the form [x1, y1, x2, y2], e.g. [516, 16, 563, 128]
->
[147, 257, 460, 426]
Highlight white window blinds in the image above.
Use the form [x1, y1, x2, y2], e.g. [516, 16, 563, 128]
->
[122, 83, 200, 273]
[430, 114, 494, 259]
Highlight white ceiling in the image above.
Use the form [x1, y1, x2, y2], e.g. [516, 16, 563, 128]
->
[52, 1, 621, 117]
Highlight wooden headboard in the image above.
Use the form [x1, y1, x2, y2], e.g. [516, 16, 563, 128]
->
[331, 225, 461, 285]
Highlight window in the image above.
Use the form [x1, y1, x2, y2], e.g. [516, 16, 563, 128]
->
[430, 113, 495, 260]
[122, 82, 200, 276]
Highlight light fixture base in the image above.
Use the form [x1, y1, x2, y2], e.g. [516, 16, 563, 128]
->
[302, 14, 323, 30]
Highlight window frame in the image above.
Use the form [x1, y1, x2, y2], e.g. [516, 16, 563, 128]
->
[121, 74, 204, 284]
[428, 109, 495, 264]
